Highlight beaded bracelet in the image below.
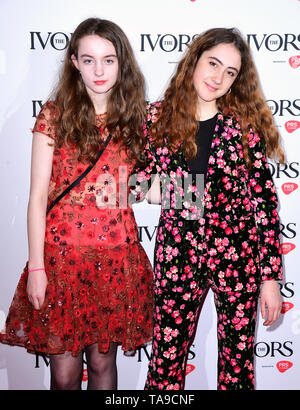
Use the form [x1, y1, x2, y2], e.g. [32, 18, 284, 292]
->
[28, 268, 45, 273]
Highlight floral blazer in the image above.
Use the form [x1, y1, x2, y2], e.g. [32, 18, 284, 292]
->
[131, 102, 283, 282]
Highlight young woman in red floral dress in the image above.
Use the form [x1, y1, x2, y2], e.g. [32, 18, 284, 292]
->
[0, 18, 153, 390]
[133, 28, 285, 390]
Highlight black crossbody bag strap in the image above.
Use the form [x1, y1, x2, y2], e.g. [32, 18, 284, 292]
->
[46, 134, 112, 215]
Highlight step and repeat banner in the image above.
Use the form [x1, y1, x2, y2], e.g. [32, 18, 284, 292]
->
[0, 0, 299, 390]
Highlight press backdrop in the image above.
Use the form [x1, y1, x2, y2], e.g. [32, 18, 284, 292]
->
[0, 0, 299, 390]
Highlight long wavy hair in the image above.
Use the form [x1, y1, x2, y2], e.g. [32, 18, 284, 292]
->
[151, 27, 285, 166]
[49, 18, 146, 164]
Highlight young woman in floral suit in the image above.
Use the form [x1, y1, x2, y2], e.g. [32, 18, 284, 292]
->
[132, 28, 285, 390]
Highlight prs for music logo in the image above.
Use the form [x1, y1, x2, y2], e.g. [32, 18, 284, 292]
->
[281, 182, 298, 195]
[289, 56, 300, 68]
[186, 364, 195, 375]
[285, 120, 300, 133]
[280, 243, 296, 255]
[276, 361, 293, 373]
[281, 302, 294, 314]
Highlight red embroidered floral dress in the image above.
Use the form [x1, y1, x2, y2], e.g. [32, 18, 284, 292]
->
[0, 102, 153, 356]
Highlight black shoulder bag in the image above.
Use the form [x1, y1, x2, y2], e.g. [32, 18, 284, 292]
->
[46, 134, 112, 215]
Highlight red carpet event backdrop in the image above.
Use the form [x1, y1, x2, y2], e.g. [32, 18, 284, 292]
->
[0, 0, 299, 390]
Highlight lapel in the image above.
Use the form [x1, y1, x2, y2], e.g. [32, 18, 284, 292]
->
[158, 112, 246, 219]
[176, 112, 245, 210]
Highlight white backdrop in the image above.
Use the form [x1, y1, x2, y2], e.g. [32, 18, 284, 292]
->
[0, 0, 299, 390]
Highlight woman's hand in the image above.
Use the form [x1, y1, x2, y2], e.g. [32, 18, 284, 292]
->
[27, 270, 48, 310]
[146, 174, 161, 204]
[260, 280, 282, 326]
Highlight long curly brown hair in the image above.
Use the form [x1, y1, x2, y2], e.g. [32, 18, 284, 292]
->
[151, 27, 285, 166]
[49, 18, 146, 164]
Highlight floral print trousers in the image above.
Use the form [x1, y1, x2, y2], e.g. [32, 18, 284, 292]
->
[144, 219, 260, 390]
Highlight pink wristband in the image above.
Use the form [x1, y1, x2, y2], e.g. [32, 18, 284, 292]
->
[28, 268, 45, 273]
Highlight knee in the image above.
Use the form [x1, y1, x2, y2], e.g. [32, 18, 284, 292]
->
[50, 370, 82, 390]
[86, 343, 118, 376]
[87, 354, 117, 376]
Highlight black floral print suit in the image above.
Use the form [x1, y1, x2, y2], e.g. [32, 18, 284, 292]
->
[132, 102, 282, 390]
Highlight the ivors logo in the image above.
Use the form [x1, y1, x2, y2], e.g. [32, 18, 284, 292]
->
[247, 33, 300, 52]
[140, 33, 197, 52]
[30, 31, 71, 50]
[267, 99, 300, 116]
[254, 341, 293, 358]
[268, 161, 299, 179]
[138, 226, 158, 242]
[276, 361, 293, 373]
[280, 222, 296, 239]
[279, 282, 295, 298]
[32, 100, 43, 117]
